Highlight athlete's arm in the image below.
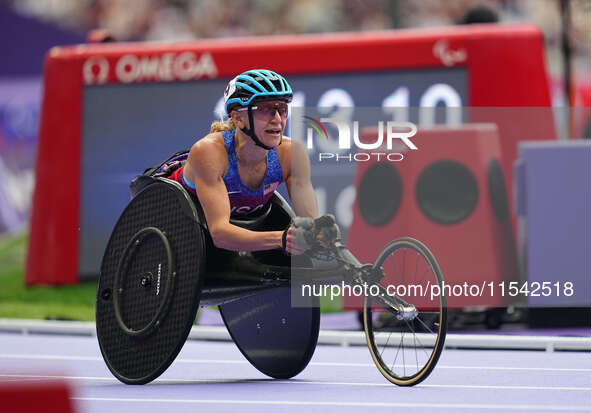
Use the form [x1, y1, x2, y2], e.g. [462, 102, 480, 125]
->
[284, 139, 318, 218]
[183, 135, 283, 251]
[277, 138, 319, 255]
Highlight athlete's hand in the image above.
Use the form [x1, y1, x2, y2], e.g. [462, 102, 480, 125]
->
[282, 217, 314, 255]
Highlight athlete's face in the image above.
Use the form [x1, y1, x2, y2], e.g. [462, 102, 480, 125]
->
[234, 101, 288, 148]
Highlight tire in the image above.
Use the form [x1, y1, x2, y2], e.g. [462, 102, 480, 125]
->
[363, 237, 447, 386]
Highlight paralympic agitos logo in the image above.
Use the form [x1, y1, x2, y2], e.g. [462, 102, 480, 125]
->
[303, 116, 418, 162]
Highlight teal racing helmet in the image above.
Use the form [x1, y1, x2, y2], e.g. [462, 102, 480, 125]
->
[224, 69, 293, 115]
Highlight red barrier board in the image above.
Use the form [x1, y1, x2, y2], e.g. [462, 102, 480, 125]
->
[0, 381, 75, 413]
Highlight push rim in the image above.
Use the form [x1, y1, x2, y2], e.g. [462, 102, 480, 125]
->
[113, 226, 176, 338]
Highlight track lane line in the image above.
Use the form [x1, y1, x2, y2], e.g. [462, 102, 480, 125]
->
[1, 353, 590, 372]
[2, 374, 591, 392]
[69, 397, 591, 411]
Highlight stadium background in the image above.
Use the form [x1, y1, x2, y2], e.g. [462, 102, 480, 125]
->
[2, 1, 591, 412]
[1, 0, 591, 322]
[3, 0, 591, 235]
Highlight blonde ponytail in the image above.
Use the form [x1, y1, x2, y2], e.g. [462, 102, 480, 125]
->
[210, 116, 236, 133]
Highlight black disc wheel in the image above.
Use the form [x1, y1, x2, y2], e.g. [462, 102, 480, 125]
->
[96, 180, 205, 385]
[363, 237, 447, 386]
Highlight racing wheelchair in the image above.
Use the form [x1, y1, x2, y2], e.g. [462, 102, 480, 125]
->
[96, 173, 447, 387]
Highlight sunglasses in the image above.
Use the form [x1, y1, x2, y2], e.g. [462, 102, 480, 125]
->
[236, 102, 289, 119]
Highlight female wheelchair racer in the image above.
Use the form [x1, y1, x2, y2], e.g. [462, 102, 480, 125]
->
[96, 70, 447, 387]
[169, 69, 316, 255]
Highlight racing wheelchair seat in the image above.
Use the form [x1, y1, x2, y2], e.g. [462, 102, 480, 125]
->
[97, 176, 320, 385]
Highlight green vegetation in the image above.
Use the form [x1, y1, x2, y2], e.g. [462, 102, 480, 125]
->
[0, 234, 97, 321]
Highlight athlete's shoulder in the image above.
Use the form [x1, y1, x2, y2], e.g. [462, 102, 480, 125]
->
[188, 132, 228, 175]
[193, 131, 226, 149]
[190, 132, 227, 157]
[277, 136, 307, 158]
[276, 135, 300, 153]
[276, 137, 310, 179]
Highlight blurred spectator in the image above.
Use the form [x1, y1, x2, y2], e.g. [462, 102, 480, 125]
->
[145, 3, 195, 41]
[342, 0, 392, 31]
[457, 4, 500, 24]
[284, 0, 343, 33]
[86, 28, 115, 43]
[94, 0, 157, 41]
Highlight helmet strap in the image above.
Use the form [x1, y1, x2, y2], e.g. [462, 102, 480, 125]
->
[239, 106, 282, 151]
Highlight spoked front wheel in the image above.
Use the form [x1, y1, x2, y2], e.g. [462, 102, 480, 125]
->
[363, 237, 447, 386]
